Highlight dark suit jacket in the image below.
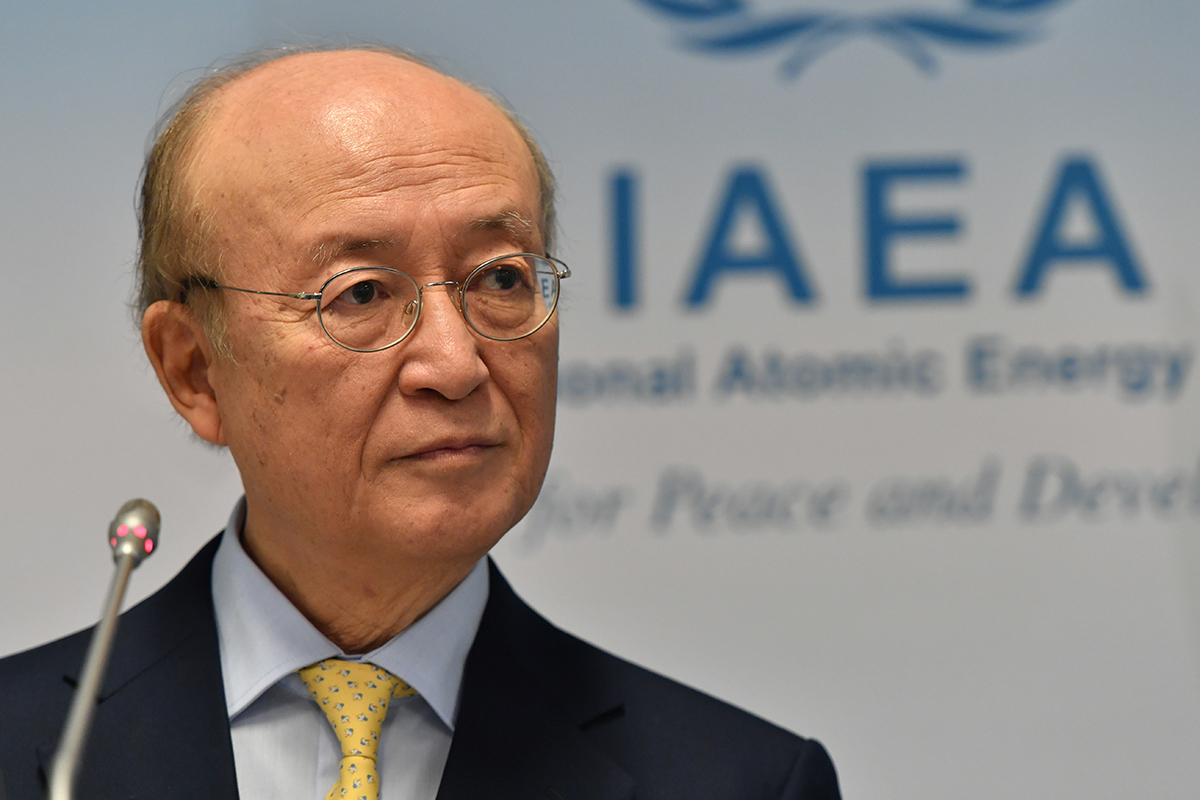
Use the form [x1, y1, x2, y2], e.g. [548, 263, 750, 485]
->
[0, 538, 839, 799]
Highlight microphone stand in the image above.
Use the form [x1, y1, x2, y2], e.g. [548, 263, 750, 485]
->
[46, 500, 159, 800]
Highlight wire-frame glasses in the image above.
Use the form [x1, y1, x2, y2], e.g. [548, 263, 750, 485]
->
[192, 253, 571, 352]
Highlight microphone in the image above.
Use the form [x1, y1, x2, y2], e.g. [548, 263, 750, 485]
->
[47, 500, 160, 800]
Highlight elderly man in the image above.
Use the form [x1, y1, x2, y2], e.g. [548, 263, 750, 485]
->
[0, 48, 839, 799]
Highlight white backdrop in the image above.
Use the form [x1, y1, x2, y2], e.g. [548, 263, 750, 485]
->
[3, 2, 1200, 798]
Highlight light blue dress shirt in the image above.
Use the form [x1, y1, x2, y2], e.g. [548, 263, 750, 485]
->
[210, 499, 489, 800]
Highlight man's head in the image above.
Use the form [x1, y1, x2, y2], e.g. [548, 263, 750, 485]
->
[139, 48, 560, 643]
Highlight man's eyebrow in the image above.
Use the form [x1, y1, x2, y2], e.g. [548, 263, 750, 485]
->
[472, 210, 535, 242]
[309, 237, 396, 268]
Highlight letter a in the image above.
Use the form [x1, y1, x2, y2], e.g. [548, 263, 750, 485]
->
[1015, 157, 1147, 297]
[685, 167, 815, 307]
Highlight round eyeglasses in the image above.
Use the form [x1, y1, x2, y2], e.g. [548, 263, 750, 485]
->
[192, 253, 571, 352]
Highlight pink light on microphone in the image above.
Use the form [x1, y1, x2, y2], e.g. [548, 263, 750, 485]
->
[106, 498, 160, 565]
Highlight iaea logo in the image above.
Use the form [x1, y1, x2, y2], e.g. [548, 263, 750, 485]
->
[635, 0, 1071, 78]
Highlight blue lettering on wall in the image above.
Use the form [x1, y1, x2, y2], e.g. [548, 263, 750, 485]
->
[1017, 455, 1200, 522]
[864, 158, 970, 302]
[608, 155, 1151, 310]
[609, 168, 640, 310]
[866, 459, 1000, 526]
[650, 466, 848, 532]
[560, 350, 696, 405]
[714, 341, 943, 398]
[1014, 157, 1147, 296]
[965, 335, 1191, 400]
[684, 166, 815, 306]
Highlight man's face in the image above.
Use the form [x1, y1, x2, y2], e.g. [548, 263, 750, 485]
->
[187, 53, 557, 569]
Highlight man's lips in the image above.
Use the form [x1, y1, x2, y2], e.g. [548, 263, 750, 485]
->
[399, 436, 502, 461]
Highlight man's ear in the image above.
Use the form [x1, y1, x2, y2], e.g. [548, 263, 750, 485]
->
[142, 301, 228, 446]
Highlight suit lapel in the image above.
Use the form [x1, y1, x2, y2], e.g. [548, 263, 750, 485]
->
[36, 538, 239, 800]
[437, 563, 633, 800]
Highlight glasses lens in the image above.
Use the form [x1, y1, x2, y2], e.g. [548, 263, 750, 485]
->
[317, 268, 420, 352]
[463, 255, 560, 341]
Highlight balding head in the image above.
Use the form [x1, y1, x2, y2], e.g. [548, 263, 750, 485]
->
[135, 46, 555, 352]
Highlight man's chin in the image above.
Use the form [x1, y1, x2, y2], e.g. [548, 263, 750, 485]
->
[360, 494, 523, 558]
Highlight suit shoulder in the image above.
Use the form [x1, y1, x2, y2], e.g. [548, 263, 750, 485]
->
[0, 537, 222, 748]
[484, 562, 840, 799]
[0, 626, 100, 799]
[0, 626, 93, 715]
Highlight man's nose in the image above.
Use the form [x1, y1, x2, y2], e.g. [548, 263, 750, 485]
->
[395, 284, 489, 400]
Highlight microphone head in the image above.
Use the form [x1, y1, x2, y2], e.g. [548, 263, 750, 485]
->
[108, 499, 160, 566]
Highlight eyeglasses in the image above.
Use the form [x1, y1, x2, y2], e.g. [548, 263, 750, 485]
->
[189, 253, 571, 352]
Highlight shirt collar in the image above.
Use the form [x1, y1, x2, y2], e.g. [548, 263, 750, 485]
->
[210, 498, 489, 731]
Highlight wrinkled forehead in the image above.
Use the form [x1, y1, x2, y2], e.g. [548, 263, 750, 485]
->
[187, 51, 538, 223]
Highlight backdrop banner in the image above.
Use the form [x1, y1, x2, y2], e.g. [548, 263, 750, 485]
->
[2, 2, 1199, 798]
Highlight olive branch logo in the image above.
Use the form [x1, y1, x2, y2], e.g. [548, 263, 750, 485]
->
[636, 0, 1072, 78]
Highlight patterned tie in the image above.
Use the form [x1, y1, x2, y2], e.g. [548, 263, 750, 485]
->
[298, 659, 418, 800]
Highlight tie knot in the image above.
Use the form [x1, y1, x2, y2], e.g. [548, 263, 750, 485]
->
[298, 659, 417, 763]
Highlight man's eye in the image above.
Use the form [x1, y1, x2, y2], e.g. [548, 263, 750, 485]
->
[479, 265, 524, 292]
[341, 281, 382, 305]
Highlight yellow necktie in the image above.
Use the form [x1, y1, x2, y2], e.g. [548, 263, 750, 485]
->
[298, 659, 418, 800]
